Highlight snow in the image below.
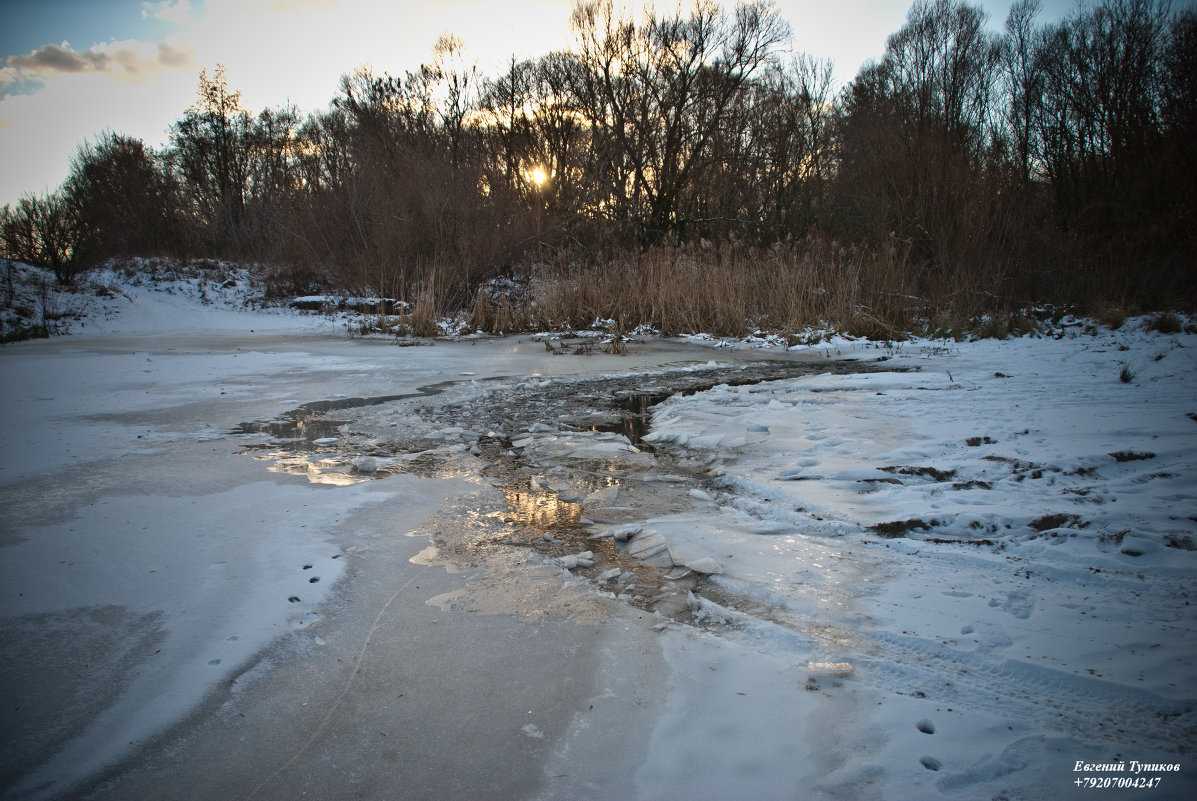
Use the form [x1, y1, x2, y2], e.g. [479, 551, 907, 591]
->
[635, 328, 1197, 799]
[2, 265, 1195, 800]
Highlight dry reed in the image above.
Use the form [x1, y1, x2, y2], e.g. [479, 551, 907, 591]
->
[401, 234, 1063, 340]
[514, 238, 924, 337]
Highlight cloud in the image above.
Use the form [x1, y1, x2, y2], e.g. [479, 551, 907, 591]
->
[141, 0, 194, 25]
[9, 43, 110, 75]
[3, 39, 195, 86]
[267, 0, 337, 10]
[157, 41, 193, 69]
[0, 66, 25, 91]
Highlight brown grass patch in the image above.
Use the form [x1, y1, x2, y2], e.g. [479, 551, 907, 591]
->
[515, 238, 924, 337]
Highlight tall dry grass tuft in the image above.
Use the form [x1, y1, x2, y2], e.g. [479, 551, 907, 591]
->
[407, 283, 441, 338]
[468, 287, 497, 332]
[468, 287, 522, 334]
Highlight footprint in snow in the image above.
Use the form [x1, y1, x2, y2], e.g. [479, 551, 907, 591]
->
[920, 756, 942, 771]
[990, 590, 1034, 619]
[916, 719, 935, 734]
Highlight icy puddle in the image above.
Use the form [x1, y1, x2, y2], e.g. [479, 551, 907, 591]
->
[231, 358, 881, 626]
[230, 355, 911, 715]
[231, 342, 1197, 799]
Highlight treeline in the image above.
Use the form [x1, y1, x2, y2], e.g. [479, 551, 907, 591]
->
[2, 0, 1194, 333]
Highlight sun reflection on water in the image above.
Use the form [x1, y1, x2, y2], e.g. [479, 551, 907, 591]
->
[503, 485, 583, 528]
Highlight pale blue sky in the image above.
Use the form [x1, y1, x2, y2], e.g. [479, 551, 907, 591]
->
[0, 0, 1176, 206]
[1, 0, 174, 60]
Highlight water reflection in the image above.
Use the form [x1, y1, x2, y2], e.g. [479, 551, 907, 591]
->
[231, 413, 349, 445]
[267, 455, 365, 486]
[503, 485, 582, 528]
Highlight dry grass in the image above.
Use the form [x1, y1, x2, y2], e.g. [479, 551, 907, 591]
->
[376, 234, 1066, 340]
[1147, 312, 1182, 334]
[407, 285, 441, 338]
[468, 287, 524, 334]
[513, 238, 924, 337]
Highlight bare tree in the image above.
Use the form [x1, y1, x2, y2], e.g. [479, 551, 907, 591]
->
[882, 0, 1000, 155]
[569, 0, 790, 242]
[479, 55, 540, 197]
[999, 0, 1045, 181]
[0, 192, 81, 283]
[696, 52, 834, 241]
[170, 65, 254, 252]
[64, 132, 183, 266]
[1161, 9, 1196, 235]
[428, 34, 480, 170]
[1036, 0, 1172, 228]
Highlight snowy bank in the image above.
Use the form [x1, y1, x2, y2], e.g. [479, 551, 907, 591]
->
[633, 321, 1197, 799]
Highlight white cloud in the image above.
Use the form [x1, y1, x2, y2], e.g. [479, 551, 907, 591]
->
[141, 0, 194, 26]
[4, 38, 196, 85]
[266, 0, 337, 10]
[0, 66, 24, 91]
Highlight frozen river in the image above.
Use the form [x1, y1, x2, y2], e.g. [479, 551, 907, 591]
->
[2, 282, 1195, 800]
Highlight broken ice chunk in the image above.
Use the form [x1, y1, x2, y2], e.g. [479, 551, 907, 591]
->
[626, 531, 672, 567]
[806, 662, 854, 679]
[598, 567, 622, 582]
[557, 551, 595, 570]
[611, 523, 642, 542]
[584, 485, 620, 506]
[683, 557, 724, 575]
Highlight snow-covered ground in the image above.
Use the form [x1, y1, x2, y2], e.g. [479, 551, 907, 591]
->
[1, 266, 1194, 800]
[637, 331, 1197, 798]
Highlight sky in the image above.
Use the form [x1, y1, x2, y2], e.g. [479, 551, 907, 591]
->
[0, 0, 1133, 207]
